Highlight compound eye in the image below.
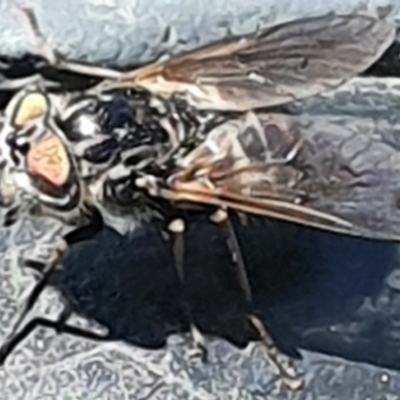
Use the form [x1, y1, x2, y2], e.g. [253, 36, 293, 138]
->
[27, 133, 71, 188]
[12, 92, 48, 128]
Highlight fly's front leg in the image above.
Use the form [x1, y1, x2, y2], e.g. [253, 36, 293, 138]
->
[0, 239, 67, 364]
[210, 209, 303, 390]
[168, 219, 207, 363]
[0, 299, 110, 364]
[0, 209, 104, 364]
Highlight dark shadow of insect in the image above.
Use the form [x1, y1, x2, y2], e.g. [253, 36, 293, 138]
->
[0, 6, 397, 390]
[9, 217, 400, 376]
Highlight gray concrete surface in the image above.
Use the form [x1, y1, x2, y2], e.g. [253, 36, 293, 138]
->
[0, 0, 400, 398]
[0, 0, 399, 67]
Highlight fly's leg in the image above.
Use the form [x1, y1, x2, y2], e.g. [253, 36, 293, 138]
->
[0, 302, 109, 363]
[16, 6, 123, 80]
[0, 240, 67, 364]
[210, 209, 303, 390]
[0, 209, 103, 364]
[0, 74, 61, 91]
[168, 219, 208, 363]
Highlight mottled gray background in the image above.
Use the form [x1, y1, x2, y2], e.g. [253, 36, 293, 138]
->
[0, 1, 400, 399]
[0, 0, 399, 66]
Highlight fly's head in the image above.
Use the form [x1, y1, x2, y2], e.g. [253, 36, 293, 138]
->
[0, 87, 88, 228]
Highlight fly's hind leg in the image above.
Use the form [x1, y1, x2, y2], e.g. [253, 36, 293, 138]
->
[168, 218, 208, 363]
[210, 209, 303, 390]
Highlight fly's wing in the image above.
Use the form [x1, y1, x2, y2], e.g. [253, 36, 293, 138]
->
[121, 14, 396, 111]
[17, 9, 395, 111]
[158, 112, 400, 241]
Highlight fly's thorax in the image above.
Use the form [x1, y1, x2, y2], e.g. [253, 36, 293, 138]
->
[62, 89, 223, 228]
[59, 90, 182, 210]
[61, 90, 172, 170]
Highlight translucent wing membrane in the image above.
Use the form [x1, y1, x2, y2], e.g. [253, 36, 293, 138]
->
[117, 14, 395, 110]
[18, 8, 395, 111]
[160, 112, 400, 240]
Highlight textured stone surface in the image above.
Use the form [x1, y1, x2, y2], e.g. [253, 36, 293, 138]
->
[0, 0, 398, 67]
[0, 0, 400, 397]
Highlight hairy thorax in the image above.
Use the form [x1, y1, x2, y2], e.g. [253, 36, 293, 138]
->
[61, 88, 220, 231]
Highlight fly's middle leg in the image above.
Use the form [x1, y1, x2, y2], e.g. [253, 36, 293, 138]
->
[168, 218, 208, 363]
[210, 208, 303, 390]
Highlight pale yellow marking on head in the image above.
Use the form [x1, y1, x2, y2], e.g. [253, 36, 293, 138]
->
[13, 93, 48, 127]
